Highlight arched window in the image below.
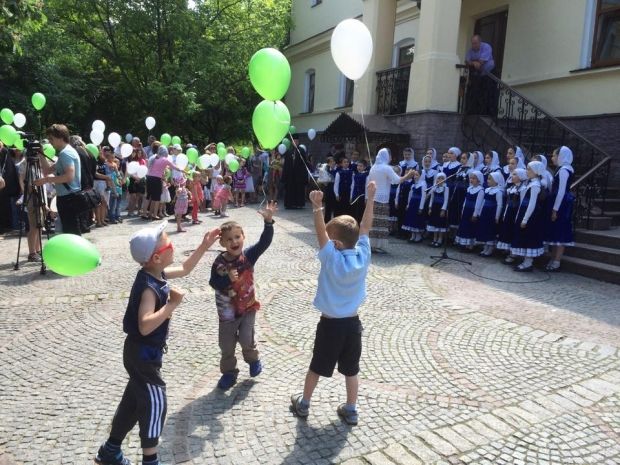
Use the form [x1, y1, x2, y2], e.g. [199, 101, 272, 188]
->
[304, 69, 315, 113]
[338, 73, 354, 108]
[392, 38, 415, 68]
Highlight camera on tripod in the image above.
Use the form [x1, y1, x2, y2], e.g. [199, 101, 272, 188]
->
[21, 133, 42, 160]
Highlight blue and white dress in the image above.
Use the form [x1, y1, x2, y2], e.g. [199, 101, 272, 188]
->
[511, 179, 545, 257]
[427, 185, 449, 232]
[497, 184, 523, 251]
[455, 185, 484, 246]
[476, 187, 503, 245]
[545, 166, 575, 246]
[402, 180, 427, 232]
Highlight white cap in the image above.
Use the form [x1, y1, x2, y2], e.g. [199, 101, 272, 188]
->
[129, 221, 167, 265]
[173, 144, 182, 151]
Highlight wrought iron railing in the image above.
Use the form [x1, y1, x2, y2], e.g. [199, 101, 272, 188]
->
[457, 65, 613, 230]
[376, 65, 410, 115]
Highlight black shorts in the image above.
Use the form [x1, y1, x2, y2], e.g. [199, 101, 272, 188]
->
[146, 175, 162, 201]
[310, 316, 363, 377]
[128, 177, 146, 194]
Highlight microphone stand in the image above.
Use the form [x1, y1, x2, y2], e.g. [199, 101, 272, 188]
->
[429, 168, 472, 268]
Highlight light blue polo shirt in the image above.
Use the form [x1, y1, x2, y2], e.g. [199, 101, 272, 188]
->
[55, 144, 81, 196]
[313, 235, 371, 318]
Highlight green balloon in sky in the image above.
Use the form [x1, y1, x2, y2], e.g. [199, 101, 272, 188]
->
[42, 234, 101, 277]
[31, 92, 46, 111]
[228, 159, 240, 173]
[0, 124, 17, 146]
[217, 146, 227, 159]
[86, 143, 99, 158]
[186, 147, 199, 164]
[0, 108, 14, 125]
[248, 48, 291, 101]
[43, 143, 56, 159]
[240, 146, 251, 159]
[252, 100, 291, 150]
[171, 136, 181, 145]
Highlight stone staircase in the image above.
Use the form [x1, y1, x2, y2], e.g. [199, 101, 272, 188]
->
[563, 226, 620, 285]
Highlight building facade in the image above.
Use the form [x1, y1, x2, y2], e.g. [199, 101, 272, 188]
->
[284, 0, 620, 162]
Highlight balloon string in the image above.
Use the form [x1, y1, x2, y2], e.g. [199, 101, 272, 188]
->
[355, 83, 373, 168]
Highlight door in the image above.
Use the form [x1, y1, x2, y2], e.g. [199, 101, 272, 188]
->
[475, 11, 508, 78]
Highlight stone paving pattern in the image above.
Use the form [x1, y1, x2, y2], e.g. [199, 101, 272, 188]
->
[0, 206, 619, 464]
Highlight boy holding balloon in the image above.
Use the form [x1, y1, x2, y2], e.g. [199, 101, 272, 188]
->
[94, 222, 220, 465]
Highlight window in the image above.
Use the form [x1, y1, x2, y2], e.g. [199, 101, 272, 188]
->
[592, 0, 620, 66]
[338, 74, 354, 108]
[398, 44, 415, 67]
[311, 0, 322, 6]
[304, 70, 315, 113]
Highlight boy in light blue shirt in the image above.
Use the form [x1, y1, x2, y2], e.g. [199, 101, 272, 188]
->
[291, 181, 377, 426]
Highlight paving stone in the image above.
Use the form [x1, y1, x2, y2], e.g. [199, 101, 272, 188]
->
[433, 426, 475, 452]
[364, 451, 396, 465]
[382, 443, 422, 465]
[416, 431, 459, 456]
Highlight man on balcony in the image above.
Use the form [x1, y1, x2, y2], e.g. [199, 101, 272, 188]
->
[465, 34, 496, 116]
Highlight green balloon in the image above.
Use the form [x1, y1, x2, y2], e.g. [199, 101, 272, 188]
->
[289, 125, 296, 135]
[241, 146, 251, 158]
[217, 142, 225, 149]
[228, 159, 240, 173]
[282, 138, 291, 149]
[248, 48, 291, 101]
[160, 133, 172, 145]
[0, 124, 17, 146]
[42, 234, 101, 277]
[14, 138, 25, 150]
[187, 147, 199, 164]
[86, 143, 99, 158]
[31, 92, 46, 111]
[172, 136, 181, 145]
[43, 143, 56, 160]
[252, 100, 291, 149]
[0, 108, 14, 125]
[217, 146, 227, 159]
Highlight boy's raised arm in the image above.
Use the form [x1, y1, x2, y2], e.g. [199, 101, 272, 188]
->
[359, 181, 376, 236]
[310, 190, 329, 249]
[165, 228, 221, 279]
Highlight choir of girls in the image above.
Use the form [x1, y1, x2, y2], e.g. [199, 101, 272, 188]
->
[390, 145, 575, 272]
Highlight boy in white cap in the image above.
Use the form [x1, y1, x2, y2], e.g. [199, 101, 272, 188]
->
[94, 222, 220, 465]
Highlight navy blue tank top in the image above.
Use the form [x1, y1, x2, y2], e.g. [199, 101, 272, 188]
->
[123, 269, 170, 348]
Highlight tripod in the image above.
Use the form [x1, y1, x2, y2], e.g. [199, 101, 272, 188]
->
[14, 152, 51, 274]
[430, 170, 471, 268]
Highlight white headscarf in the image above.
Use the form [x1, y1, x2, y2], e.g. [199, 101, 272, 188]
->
[375, 148, 390, 165]
[157, 145, 169, 158]
[422, 155, 438, 179]
[558, 146, 574, 173]
[528, 160, 545, 177]
[448, 147, 462, 157]
[427, 148, 441, 169]
[536, 154, 554, 189]
[400, 147, 418, 169]
[489, 151, 500, 170]
[515, 146, 526, 166]
[433, 172, 447, 193]
[467, 170, 484, 194]
[486, 171, 505, 194]
[445, 147, 461, 169]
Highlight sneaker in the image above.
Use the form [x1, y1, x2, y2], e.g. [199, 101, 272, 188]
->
[337, 403, 359, 426]
[290, 394, 309, 418]
[217, 373, 237, 390]
[27, 252, 42, 262]
[94, 444, 132, 465]
[249, 360, 262, 377]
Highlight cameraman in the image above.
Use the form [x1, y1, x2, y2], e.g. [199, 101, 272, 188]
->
[34, 124, 82, 235]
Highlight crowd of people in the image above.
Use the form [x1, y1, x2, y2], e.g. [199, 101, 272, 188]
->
[314, 144, 575, 272]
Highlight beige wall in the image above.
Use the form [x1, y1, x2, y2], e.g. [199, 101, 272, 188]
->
[459, 0, 620, 116]
[289, 0, 362, 46]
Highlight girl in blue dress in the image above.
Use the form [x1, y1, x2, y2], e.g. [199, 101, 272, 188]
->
[455, 170, 484, 250]
[481, 150, 501, 187]
[511, 161, 547, 272]
[497, 168, 527, 264]
[425, 147, 441, 171]
[545, 146, 575, 271]
[402, 170, 427, 242]
[426, 172, 449, 247]
[477, 171, 505, 256]
[449, 151, 472, 231]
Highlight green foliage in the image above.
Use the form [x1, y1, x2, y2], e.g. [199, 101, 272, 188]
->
[0, 0, 292, 143]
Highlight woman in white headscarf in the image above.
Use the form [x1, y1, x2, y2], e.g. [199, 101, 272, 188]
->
[425, 147, 441, 170]
[533, 154, 554, 192]
[497, 168, 528, 263]
[481, 150, 501, 187]
[510, 161, 546, 271]
[455, 170, 484, 250]
[476, 171, 505, 256]
[367, 148, 415, 252]
[545, 146, 575, 271]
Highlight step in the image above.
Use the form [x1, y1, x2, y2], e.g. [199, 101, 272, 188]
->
[574, 227, 620, 248]
[577, 216, 613, 230]
[565, 242, 620, 266]
[561, 256, 620, 285]
[608, 211, 620, 226]
[594, 198, 620, 211]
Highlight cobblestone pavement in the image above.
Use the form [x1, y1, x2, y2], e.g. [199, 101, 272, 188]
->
[0, 205, 619, 465]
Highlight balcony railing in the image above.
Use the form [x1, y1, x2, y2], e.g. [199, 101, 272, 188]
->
[376, 65, 410, 115]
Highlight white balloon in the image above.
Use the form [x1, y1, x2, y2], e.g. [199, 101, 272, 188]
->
[13, 113, 26, 128]
[308, 128, 316, 141]
[108, 132, 121, 148]
[278, 144, 287, 155]
[125, 133, 133, 143]
[145, 116, 156, 130]
[300, 144, 307, 152]
[127, 161, 139, 175]
[209, 154, 220, 166]
[92, 120, 105, 133]
[198, 154, 210, 169]
[176, 154, 189, 170]
[120, 143, 133, 158]
[225, 153, 237, 165]
[136, 165, 148, 178]
[90, 130, 104, 146]
[331, 19, 373, 81]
